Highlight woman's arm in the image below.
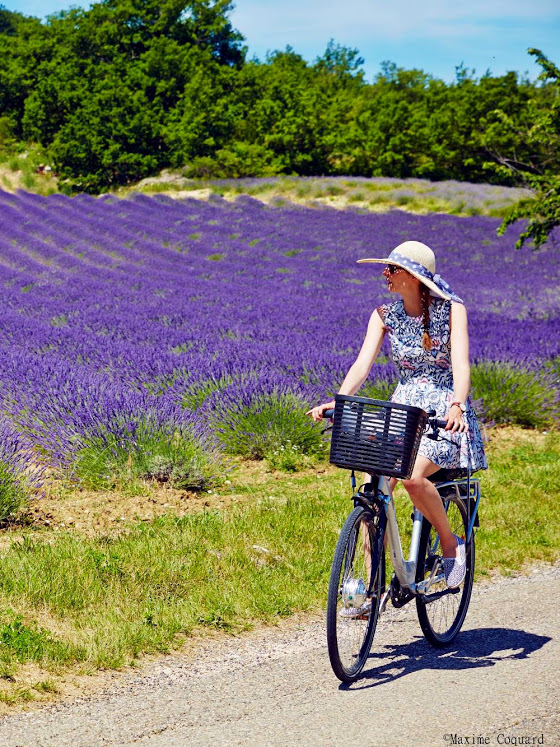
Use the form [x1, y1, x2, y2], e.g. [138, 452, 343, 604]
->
[338, 309, 386, 395]
[447, 301, 470, 432]
[307, 309, 386, 420]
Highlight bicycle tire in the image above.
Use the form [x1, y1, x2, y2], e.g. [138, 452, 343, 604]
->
[415, 492, 474, 646]
[326, 505, 385, 682]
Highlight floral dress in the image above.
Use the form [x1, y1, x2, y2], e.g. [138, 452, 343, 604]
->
[378, 298, 487, 472]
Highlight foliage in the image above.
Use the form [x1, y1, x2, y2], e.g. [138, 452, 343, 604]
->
[0, 4, 557, 191]
[0, 190, 558, 486]
[73, 422, 221, 492]
[266, 440, 314, 472]
[497, 173, 560, 250]
[0, 428, 557, 703]
[470, 362, 559, 428]
[0, 610, 84, 665]
[494, 49, 560, 249]
[214, 390, 327, 460]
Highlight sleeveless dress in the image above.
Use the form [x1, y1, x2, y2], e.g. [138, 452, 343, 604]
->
[378, 298, 487, 473]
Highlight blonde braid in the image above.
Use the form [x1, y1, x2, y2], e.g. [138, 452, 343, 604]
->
[421, 285, 433, 351]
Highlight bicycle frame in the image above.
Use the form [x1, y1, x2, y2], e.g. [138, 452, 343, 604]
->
[362, 472, 480, 597]
[436, 478, 481, 542]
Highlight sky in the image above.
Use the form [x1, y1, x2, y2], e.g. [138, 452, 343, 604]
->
[4, 0, 560, 83]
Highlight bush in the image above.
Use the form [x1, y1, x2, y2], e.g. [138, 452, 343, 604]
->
[185, 143, 282, 180]
[0, 461, 27, 522]
[0, 421, 41, 523]
[73, 422, 222, 492]
[214, 390, 327, 460]
[471, 361, 558, 428]
[360, 376, 398, 402]
[181, 375, 233, 411]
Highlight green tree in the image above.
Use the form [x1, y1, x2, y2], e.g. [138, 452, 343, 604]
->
[18, 0, 245, 190]
[0, 3, 556, 194]
[494, 49, 560, 249]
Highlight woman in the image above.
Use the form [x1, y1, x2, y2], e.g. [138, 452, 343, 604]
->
[307, 240, 487, 590]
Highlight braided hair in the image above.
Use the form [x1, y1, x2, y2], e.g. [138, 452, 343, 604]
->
[421, 284, 433, 351]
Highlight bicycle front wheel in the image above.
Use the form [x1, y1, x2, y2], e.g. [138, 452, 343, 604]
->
[326, 505, 385, 682]
[415, 493, 474, 646]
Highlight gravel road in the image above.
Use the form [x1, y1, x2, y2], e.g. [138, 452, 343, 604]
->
[1, 564, 559, 746]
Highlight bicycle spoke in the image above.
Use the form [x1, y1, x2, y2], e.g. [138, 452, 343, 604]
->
[326, 506, 384, 682]
[416, 494, 475, 646]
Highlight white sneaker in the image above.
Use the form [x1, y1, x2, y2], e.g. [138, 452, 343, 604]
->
[443, 535, 466, 588]
[339, 599, 372, 619]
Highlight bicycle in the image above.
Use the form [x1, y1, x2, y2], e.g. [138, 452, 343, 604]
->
[323, 394, 481, 683]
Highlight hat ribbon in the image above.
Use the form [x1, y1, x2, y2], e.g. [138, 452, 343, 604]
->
[390, 251, 464, 303]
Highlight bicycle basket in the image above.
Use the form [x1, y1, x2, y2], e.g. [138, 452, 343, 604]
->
[329, 395, 427, 479]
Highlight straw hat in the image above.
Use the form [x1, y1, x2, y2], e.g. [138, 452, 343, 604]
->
[357, 241, 462, 303]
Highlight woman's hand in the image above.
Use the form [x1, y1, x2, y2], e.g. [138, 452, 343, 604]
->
[445, 404, 468, 433]
[306, 401, 336, 421]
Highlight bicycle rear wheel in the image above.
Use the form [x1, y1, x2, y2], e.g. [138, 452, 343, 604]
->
[326, 505, 385, 682]
[415, 492, 474, 646]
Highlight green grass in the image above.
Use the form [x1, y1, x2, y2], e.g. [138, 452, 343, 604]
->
[0, 474, 350, 674]
[0, 610, 85, 666]
[0, 427, 557, 702]
[476, 431, 560, 573]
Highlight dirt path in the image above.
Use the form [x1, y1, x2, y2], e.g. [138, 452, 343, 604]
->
[1, 564, 558, 746]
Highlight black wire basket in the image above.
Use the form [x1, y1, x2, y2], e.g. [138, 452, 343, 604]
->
[329, 395, 428, 479]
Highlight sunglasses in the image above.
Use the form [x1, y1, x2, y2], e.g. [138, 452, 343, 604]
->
[385, 264, 403, 275]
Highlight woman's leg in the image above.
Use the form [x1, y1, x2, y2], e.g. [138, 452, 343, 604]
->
[401, 456, 459, 559]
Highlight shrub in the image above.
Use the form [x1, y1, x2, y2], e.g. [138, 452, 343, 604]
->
[214, 390, 327, 460]
[360, 376, 398, 402]
[0, 421, 41, 523]
[0, 461, 27, 523]
[182, 376, 233, 411]
[185, 143, 281, 180]
[471, 361, 558, 428]
[73, 422, 221, 492]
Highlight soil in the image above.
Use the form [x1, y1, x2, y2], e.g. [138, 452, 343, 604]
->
[3, 459, 335, 543]
[2, 426, 543, 544]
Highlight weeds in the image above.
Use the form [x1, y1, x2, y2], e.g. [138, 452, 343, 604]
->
[266, 440, 314, 472]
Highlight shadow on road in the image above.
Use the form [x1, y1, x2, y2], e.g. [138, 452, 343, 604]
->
[342, 627, 552, 690]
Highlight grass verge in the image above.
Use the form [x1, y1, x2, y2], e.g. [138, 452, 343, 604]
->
[0, 426, 557, 706]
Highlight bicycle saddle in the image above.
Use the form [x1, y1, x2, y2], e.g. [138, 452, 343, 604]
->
[428, 468, 469, 483]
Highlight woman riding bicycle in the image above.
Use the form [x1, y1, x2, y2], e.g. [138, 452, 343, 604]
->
[307, 240, 487, 589]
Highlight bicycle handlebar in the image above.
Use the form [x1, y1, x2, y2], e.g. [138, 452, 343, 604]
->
[431, 418, 448, 430]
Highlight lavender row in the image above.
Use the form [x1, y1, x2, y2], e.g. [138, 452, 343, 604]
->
[0, 189, 557, 477]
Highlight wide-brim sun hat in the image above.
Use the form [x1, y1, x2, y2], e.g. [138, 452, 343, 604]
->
[357, 240, 463, 303]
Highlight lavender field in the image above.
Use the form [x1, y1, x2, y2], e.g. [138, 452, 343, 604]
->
[0, 189, 558, 504]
